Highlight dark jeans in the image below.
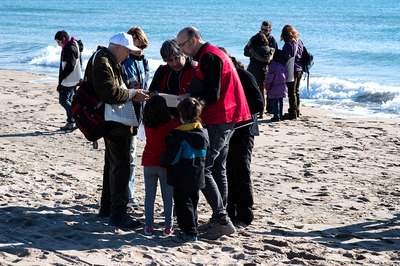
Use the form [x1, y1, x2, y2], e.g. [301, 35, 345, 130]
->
[201, 123, 234, 224]
[174, 187, 199, 237]
[226, 125, 254, 225]
[58, 85, 75, 123]
[102, 134, 131, 219]
[286, 71, 303, 116]
[273, 98, 284, 120]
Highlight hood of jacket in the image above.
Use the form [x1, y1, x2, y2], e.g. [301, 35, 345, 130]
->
[173, 122, 209, 150]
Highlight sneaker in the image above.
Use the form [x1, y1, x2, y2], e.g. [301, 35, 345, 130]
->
[109, 214, 141, 228]
[198, 219, 215, 233]
[172, 232, 197, 243]
[127, 202, 144, 212]
[199, 220, 236, 240]
[144, 226, 154, 236]
[163, 226, 174, 236]
[60, 122, 77, 131]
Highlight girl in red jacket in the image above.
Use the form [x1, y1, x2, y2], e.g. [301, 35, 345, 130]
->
[141, 96, 180, 236]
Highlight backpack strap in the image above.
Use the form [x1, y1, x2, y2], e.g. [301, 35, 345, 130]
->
[294, 39, 299, 57]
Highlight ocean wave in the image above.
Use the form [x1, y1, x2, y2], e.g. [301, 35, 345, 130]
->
[26, 46, 400, 116]
[28, 46, 95, 69]
[301, 76, 400, 116]
[28, 46, 62, 68]
[28, 46, 164, 73]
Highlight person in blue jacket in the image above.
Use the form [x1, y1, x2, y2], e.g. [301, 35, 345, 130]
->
[123, 26, 150, 212]
[160, 97, 209, 243]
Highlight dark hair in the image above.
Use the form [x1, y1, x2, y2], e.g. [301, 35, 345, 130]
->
[250, 32, 269, 47]
[142, 95, 172, 128]
[177, 97, 203, 123]
[160, 39, 182, 61]
[262, 20, 272, 28]
[54, 30, 69, 41]
[272, 49, 285, 64]
[218, 47, 244, 69]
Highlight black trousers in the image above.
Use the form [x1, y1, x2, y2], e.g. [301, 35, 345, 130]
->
[226, 125, 254, 225]
[173, 187, 199, 237]
[102, 134, 131, 219]
[286, 71, 303, 116]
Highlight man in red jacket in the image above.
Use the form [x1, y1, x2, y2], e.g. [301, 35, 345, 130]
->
[176, 26, 251, 240]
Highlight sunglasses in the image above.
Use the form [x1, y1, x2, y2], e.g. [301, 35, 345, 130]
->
[138, 45, 147, 50]
[261, 28, 271, 32]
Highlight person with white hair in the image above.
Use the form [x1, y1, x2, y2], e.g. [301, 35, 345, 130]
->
[84, 32, 149, 228]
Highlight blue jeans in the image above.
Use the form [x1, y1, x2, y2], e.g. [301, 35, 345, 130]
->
[128, 136, 137, 203]
[273, 98, 283, 120]
[144, 166, 174, 228]
[201, 123, 234, 224]
[58, 86, 75, 123]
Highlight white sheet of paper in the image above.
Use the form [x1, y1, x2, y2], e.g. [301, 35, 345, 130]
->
[158, 93, 180, 108]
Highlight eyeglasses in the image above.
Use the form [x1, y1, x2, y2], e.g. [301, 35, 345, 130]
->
[178, 37, 192, 48]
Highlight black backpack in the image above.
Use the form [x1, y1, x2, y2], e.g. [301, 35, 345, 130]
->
[301, 44, 314, 93]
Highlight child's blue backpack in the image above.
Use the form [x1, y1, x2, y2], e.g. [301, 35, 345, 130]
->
[301, 45, 314, 93]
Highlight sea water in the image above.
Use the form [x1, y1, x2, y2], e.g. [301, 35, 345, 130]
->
[1, 0, 399, 117]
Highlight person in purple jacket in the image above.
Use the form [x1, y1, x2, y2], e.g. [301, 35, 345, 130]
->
[281, 25, 304, 120]
[265, 49, 288, 122]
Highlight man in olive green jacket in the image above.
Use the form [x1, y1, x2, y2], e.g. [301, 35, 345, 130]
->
[85, 32, 148, 228]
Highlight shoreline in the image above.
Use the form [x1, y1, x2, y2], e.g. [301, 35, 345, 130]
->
[6, 67, 400, 119]
[1, 69, 399, 265]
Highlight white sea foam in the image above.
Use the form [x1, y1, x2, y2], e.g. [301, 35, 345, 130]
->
[301, 77, 400, 117]
[26, 47, 400, 117]
[28, 46, 98, 72]
[28, 46, 163, 73]
[28, 46, 61, 68]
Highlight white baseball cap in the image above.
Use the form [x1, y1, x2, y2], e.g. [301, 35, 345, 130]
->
[109, 32, 140, 51]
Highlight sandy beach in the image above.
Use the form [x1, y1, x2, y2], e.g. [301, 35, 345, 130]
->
[0, 69, 399, 265]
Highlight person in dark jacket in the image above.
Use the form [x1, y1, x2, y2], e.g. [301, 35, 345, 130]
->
[219, 47, 264, 228]
[149, 39, 197, 117]
[244, 20, 278, 118]
[160, 97, 209, 243]
[85, 32, 148, 228]
[54, 30, 83, 130]
[265, 49, 288, 122]
[244, 33, 274, 118]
